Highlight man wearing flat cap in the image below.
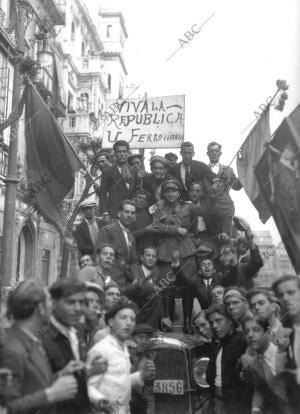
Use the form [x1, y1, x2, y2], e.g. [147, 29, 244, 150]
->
[164, 152, 178, 169]
[143, 155, 175, 204]
[74, 200, 104, 256]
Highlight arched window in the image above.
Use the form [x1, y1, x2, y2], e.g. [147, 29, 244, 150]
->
[17, 222, 35, 281]
[81, 41, 86, 57]
[71, 21, 75, 41]
[106, 24, 112, 38]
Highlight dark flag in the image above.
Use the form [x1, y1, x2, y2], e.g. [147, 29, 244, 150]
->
[24, 81, 83, 235]
[255, 104, 300, 273]
[236, 108, 271, 223]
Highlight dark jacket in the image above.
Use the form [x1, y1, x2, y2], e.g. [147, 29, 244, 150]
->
[95, 221, 139, 288]
[131, 208, 157, 254]
[170, 160, 213, 200]
[74, 218, 104, 256]
[205, 164, 242, 216]
[222, 245, 263, 289]
[143, 172, 175, 204]
[207, 330, 247, 407]
[41, 322, 90, 414]
[2, 326, 54, 414]
[99, 163, 138, 218]
[193, 273, 224, 309]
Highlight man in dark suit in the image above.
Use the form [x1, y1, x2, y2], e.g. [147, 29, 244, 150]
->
[2, 280, 78, 414]
[74, 200, 104, 256]
[41, 278, 107, 414]
[170, 141, 213, 200]
[99, 140, 138, 220]
[205, 141, 243, 236]
[193, 257, 224, 310]
[124, 246, 163, 329]
[95, 199, 140, 289]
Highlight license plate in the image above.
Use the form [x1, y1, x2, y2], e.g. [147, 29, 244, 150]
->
[153, 380, 184, 395]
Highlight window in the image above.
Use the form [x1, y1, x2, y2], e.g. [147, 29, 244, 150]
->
[81, 41, 86, 57]
[69, 116, 76, 128]
[106, 24, 112, 38]
[42, 249, 50, 285]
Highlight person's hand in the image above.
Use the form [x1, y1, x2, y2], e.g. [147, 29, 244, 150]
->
[58, 360, 85, 376]
[145, 224, 160, 233]
[218, 233, 230, 243]
[88, 354, 108, 377]
[97, 398, 111, 413]
[46, 375, 78, 403]
[137, 169, 146, 179]
[142, 359, 156, 381]
[94, 183, 101, 196]
[171, 249, 181, 267]
[177, 227, 187, 236]
[239, 354, 254, 370]
[161, 317, 173, 332]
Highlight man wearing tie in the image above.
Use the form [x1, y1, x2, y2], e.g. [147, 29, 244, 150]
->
[99, 140, 138, 221]
[205, 141, 242, 236]
[170, 141, 213, 200]
[95, 200, 140, 289]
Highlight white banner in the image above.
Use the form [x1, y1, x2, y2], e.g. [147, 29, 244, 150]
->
[101, 95, 185, 148]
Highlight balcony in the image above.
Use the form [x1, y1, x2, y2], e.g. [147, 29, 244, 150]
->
[62, 113, 99, 139]
[0, 7, 16, 48]
[76, 55, 103, 74]
[39, 0, 66, 26]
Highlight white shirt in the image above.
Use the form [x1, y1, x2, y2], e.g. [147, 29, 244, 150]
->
[180, 163, 191, 190]
[87, 334, 143, 414]
[118, 220, 129, 248]
[262, 342, 277, 375]
[215, 347, 223, 387]
[141, 264, 152, 280]
[51, 316, 80, 361]
[203, 278, 212, 288]
[209, 162, 220, 175]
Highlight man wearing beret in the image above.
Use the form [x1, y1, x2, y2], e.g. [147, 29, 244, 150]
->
[74, 200, 104, 256]
[143, 155, 175, 204]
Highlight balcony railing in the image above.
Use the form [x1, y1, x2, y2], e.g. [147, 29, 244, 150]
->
[0, 7, 16, 46]
[39, 0, 66, 26]
[0, 145, 8, 176]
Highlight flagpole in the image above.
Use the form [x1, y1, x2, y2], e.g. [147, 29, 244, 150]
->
[0, 6, 26, 286]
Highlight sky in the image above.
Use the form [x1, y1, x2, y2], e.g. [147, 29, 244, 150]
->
[84, 0, 300, 243]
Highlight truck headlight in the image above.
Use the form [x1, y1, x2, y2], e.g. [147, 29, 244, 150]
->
[193, 357, 210, 388]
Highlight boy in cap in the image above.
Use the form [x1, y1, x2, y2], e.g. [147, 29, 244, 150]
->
[143, 155, 175, 204]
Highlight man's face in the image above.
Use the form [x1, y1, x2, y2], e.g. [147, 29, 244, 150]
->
[53, 291, 86, 327]
[207, 145, 222, 164]
[134, 193, 148, 210]
[189, 184, 203, 203]
[244, 320, 269, 352]
[236, 242, 248, 257]
[131, 157, 142, 169]
[118, 203, 136, 228]
[85, 291, 102, 322]
[115, 145, 128, 164]
[164, 188, 180, 203]
[81, 206, 94, 221]
[133, 332, 151, 348]
[167, 159, 177, 168]
[199, 259, 215, 279]
[208, 312, 233, 339]
[250, 293, 274, 320]
[105, 287, 121, 309]
[80, 255, 93, 269]
[97, 155, 109, 171]
[211, 286, 225, 304]
[151, 161, 167, 180]
[276, 280, 300, 316]
[109, 308, 136, 341]
[180, 146, 194, 165]
[97, 246, 115, 270]
[141, 248, 157, 269]
[225, 296, 247, 322]
[195, 316, 211, 339]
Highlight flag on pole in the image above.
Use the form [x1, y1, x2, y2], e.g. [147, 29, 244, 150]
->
[255, 104, 300, 273]
[236, 108, 271, 223]
[24, 81, 83, 235]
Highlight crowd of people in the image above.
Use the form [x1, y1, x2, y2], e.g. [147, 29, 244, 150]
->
[1, 139, 300, 414]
